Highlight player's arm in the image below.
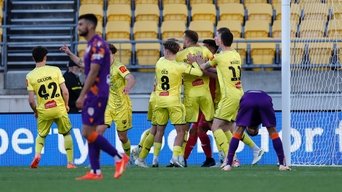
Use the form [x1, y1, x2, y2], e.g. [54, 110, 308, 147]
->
[123, 74, 135, 94]
[60, 82, 70, 112]
[28, 91, 38, 118]
[184, 62, 203, 76]
[203, 68, 217, 79]
[60, 44, 84, 68]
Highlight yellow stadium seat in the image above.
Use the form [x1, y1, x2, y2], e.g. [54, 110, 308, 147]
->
[77, 44, 88, 58]
[273, 3, 281, 20]
[189, 21, 214, 39]
[190, 0, 212, 4]
[244, 0, 268, 4]
[79, 24, 103, 41]
[303, 3, 329, 20]
[308, 43, 333, 65]
[290, 42, 305, 65]
[107, 4, 131, 22]
[299, 19, 325, 38]
[161, 20, 186, 39]
[298, 0, 323, 5]
[80, 0, 103, 5]
[0, 28, 2, 42]
[113, 43, 132, 65]
[136, 43, 160, 65]
[250, 43, 276, 65]
[245, 20, 270, 39]
[135, 4, 160, 23]
[331, 4, 342, 20]
[272, 19, 297, 38]
[163, 0, 186, 4]
[136, 0, 159, 4]
[108, 0, 130, 5]
[337, 43, 342, 64]
[134, 21, 158, 40]
[79, 4, 103, 24]
[232, 41, 247, 64]
[191, 4, 216, 24]
[106, 21, 131, 40]
[246, 3, 273, 23]
[163, 4, 187, 22]
[291, 3, 301, 24]
[217, 20, 242, 38]
[217, 0, 240, 6]
[328, 19, 342, 38]
[272, 0, 281, 4]
[219, 3, 245, 24]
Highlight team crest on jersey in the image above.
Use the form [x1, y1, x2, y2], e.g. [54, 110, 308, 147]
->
[122, 120, 127, 124]
[88, 107, 95, 116]
[119, 66, 127, 73]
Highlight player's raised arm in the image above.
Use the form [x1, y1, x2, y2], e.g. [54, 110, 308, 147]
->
[60, 44, 85, 69]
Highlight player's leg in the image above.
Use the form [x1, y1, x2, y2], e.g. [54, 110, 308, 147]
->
[96, 106, 112, 135]
[184, 122, 198, 162]
[135, 125, 157, 167]
[170, 105, 186, 167]
[267, 127, 290, 171]
[222, 126, 245, 171]
[31, 118, 53, 168]
[197, 122, 215, 167]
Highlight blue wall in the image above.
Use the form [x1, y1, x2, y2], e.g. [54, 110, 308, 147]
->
[0, 112, 341, 166]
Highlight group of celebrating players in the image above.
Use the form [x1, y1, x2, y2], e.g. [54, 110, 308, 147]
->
[26, 13, 290, 181]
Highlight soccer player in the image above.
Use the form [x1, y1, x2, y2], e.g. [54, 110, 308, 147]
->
[96, 44, 136, 157]
[154, 39, 203, 167]
[27, 46, 76, 169]
[73, 14, 128, 180]
[222, 90, 291, 171]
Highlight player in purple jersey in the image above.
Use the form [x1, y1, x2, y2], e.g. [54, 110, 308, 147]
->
[72, 14, 129, 180]
[222, 90, 291, 171]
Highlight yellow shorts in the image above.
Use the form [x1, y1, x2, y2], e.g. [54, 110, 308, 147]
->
[214, 97, 240, 122]
[184, 94, 214, 123]
[37, 112, 71, 137]
[147, 95, 157, 125]
[105, 106, 132, 132]
[154, 104, 186, 125]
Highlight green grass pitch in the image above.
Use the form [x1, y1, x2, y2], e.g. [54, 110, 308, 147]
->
[1, 166, 342, 192]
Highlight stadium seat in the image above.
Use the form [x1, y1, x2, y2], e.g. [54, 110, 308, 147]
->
[77, 44, 87, 58]
[273, 3, 281, 20]
[327, 19, 342, 38]
[232, 41, 247, 64]
[272, 19, 297, 38]
[134, 21, 158, 40]
[337, 43, 342, 64]
[331, 4, 342, 20]
[135, 4, 160, 23]
[246, 3, 273, 24]
[163, 0, 186, 4]
[302, 3, 329, 20]
[290, 42, 305, 65]
[244, 0, 268, 4]
[291, 3, 301, 24]
[191, 4, 216, 24]
[189, 21, 214, 39]
[136, 43, 161, 66]
[217, 0, 240, 6]
[113, 43, 132, 65]
[108, 0, 131, 5]
[107, 4, 131, 23]
[245, 20, 270, 39]
[136, 0, 159, 4]
[219, 3, 245, 25]
[163, 4, 188, 22]
[190, 0, 213, 4]
[271, 0, 281, 4]
[106, 21, 131, 40]
[161, 20, 186, 39]
[308, 43, 333, 65]
[79, 4, 103, 24]
[250, 43, 276, 65]
[299, 19, 325, 38]
[80, 0, 103, 5]
[217, 20, 242, 38]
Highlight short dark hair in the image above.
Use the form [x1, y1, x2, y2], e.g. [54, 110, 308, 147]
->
[78, 13, 98, 27]
[217, 27, 233, 47]
[184, 30, 199, 44]
[109, 44, 117, 54]
[163, 39, 180, 54]
[203, 39, 219, 53]
[32, 46, 48, 63]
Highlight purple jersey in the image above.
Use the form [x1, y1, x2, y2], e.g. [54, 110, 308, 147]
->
[83, 34, 110, 98]
[236, 90, 276, 128]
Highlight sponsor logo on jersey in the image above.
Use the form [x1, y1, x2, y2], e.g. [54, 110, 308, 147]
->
[119, 66, 127, 73]
[192, 79, 204, 86]
[44, 100, 57, 109]
[159, 91, 169, 96]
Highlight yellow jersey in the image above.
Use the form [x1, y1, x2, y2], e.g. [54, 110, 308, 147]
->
[209, 49, 243, 99]
[155, 57, 203, 108]
[26, 66, 67, 119]
[176, 46, 213, 96]
[107, 59, 132, 110]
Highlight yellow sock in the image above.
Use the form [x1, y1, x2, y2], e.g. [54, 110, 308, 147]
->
[224, 130, 233, 143]
[122, 139, 131, 156]
[173, 145, 182, 158]
[180, 131, 189, 156]
[139, 129, 150, 147]
[35, 135, 45, 156]
[63, 134, 74, 163]
[241, 133, 256, 148]
[138, 134, 154, 159]
[153, 142, 162, 157]
[213, 129, 229, 156]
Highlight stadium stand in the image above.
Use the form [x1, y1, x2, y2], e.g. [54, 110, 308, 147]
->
[218, 3, 245, 25]
[163, 4, 188, 23]
[191, 4, 216, 24]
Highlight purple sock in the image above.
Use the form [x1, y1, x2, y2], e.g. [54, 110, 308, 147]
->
[272, 137, 285, 165]
[227, 137, 240, 166]
[94, 134, 121, 159]
[88, 143, 100, 172]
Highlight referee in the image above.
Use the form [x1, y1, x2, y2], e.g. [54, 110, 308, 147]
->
[63, 60, 83, 113]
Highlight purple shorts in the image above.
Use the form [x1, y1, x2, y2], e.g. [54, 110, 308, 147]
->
[236, 90, 276, 128]
[82, 96, 108, 126]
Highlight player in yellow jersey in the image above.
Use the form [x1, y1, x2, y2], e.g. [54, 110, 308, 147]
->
[153, 39, 203, 167]
[192, 28, 244, 167]
[27, 46, 75, 169]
